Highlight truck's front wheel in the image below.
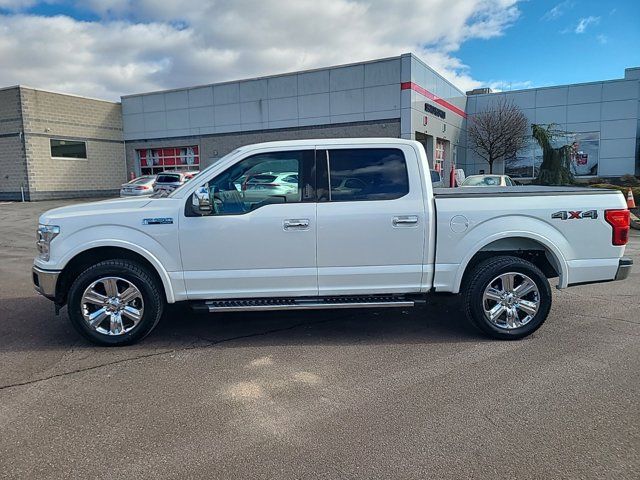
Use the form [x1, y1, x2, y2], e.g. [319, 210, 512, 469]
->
[67, 259, 165, 346]
[462, 256, 552, 340]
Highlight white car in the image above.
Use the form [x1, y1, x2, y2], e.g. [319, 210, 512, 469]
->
[461, 174, 515, 187]
[33, 138, 632, 346]
[153, 171, 199, 195]
[120, 175, 156, 197]
[241, 172, 299, 203]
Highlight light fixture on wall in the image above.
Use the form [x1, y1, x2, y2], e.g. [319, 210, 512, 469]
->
[44, 127, 51, 133]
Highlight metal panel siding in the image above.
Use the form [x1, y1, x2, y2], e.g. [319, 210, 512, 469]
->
[214, 83, 240, 105]
[601, 99, 637, 120]
[568, 83, 602, 104]
[188, 87, 214, 107]
[364, 59, 401, 87]
[567, 103, 601, 123]
[602, 80, 638, 101]
[330, 89, 364, 115]
[364, 84, 400, 112]
[239, 79, 268, 102]
[601, 118, 637, 139]
[142, 93, 165, 112]
[268, 75, 297, 98]
[164, 90, 189, 110]
[330, 65, 364, 91]
[536, 106, 566, 125]
[214, 103, 241, 126]
[188, 106, 214, 128]
[298, 93, 330, 118]
[600, 138, 637, 158]
[297, 70, 330, 95]
[122, 96, 143, 115]
[144, 111, 167, 131]
[166, 108, 190, 130]
[535, 87, 568, 107]
[268, 97, 298, 121]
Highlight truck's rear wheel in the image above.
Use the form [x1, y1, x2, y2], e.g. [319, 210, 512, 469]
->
[462, 256, 552, 340]
[67, 259, 165, 346]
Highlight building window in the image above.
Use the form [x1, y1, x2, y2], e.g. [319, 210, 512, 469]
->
[50, 139, 87, 159]
[137, 146, 200, 175]
[506, 132, 600, 179]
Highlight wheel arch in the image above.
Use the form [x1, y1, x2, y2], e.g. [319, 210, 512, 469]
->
[56, 244, 176, 306]
[455, 233, 568, 294]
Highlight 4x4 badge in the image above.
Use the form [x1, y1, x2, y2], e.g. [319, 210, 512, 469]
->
[551, 210, 598, 220]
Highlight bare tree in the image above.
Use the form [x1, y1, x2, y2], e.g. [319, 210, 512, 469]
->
[468, 98, 529, 174]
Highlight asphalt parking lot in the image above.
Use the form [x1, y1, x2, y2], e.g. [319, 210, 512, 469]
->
[1, 199, 639, 479]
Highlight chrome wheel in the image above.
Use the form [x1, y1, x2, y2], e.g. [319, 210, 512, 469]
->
[80, 277, 144, 336]
[482, 272, 540, 330]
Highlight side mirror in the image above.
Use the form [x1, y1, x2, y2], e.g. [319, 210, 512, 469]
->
[192, 186, 212, 215]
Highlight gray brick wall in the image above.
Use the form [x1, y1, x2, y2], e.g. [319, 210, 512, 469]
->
[20, 87, 125, 199]
[0, 87, 28, 200]
[125, 119, 400, 174]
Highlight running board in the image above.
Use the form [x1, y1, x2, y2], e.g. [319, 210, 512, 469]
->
[191, 296, 418, 313]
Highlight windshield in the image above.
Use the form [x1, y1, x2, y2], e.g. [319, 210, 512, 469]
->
[463, 175, 501, 186]
[167, 148, 244, 198]
[129, 175, 155, 185]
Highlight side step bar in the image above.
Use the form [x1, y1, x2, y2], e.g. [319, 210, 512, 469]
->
[191, 296, 420, 313]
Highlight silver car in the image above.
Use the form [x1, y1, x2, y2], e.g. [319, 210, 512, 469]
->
[120, 175, 156, 197]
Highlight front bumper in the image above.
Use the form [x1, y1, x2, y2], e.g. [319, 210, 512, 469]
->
[32, 266, 60, 299]
[615, 257, 633, 281]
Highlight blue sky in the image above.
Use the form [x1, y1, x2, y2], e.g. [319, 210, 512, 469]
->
[0, 1, 638, 100]
[458, 0, 640, 90]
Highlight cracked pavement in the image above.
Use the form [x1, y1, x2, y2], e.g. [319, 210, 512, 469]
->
[0, 199, 639, 479]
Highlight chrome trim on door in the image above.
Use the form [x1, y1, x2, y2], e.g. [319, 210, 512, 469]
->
[392, 215, 419, 226]
[283, 218, 310, 230]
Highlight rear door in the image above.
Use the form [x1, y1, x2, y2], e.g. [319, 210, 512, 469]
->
[316, 145, 426, 295]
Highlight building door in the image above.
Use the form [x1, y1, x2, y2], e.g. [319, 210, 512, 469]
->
[435, 139, 445, 173]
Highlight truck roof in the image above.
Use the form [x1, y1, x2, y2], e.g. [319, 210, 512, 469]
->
[238, 138, 421, 151]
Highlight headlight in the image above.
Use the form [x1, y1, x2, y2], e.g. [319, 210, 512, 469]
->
[36, 224, 60, 261]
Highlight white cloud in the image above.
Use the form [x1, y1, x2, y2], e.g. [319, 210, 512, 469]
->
[0, 0, 523, 100]
[597, 34, 608, 44]
[542, 1, 573, 21]
[575, 16, 600, 33]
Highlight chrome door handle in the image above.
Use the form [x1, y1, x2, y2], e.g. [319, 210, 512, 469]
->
[283, 218, 310, 230]
[392, 215, 418, 226]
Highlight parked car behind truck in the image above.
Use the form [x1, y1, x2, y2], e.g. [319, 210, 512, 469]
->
[33, 138, 632, 346]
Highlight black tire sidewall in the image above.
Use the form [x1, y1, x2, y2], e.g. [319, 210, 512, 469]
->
[67, 261, 164, 346]
[465, 257, 552, 340]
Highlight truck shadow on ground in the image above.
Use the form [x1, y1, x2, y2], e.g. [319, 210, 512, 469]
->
[0, 295, 482, 354]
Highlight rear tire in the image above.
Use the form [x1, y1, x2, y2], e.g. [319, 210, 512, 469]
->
[67, 259, 165, 346]
[462, 255, 552, 340]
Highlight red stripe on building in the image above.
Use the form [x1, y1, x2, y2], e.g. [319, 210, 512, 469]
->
[400, 81, 467, 119]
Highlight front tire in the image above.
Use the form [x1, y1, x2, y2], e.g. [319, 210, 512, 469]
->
[462, 255, 552, 340]
[67, 259, 165, 346]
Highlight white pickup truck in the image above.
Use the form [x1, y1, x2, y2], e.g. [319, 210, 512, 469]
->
[33, 138, 632, 346]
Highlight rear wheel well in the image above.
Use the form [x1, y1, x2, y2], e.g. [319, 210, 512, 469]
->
[56, 247, 165, 306]
[461, 238, 560, 288]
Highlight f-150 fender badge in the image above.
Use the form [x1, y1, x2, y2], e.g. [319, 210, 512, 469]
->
[143, 217, 174, 225]
[551, 210, 598, 220]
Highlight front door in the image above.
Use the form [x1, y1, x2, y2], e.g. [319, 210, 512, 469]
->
[179, 149, 317, 299]
[316, 146, 426, 295]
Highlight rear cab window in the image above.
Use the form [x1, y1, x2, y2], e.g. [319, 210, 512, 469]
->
[325, 148, 409, 202]
[156, 174, 182, 183]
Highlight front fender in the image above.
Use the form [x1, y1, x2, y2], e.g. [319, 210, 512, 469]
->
[42, 225, 183, 303]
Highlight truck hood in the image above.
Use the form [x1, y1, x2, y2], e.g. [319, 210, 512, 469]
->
[40, 197, 155, 223]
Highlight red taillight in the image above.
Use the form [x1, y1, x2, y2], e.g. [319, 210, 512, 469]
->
[134, 185, 151, 190]
[605, 209, 630, 246]
[262, 183, 280, 188]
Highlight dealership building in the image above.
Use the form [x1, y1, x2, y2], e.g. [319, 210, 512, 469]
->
[1, 53, 639, 200]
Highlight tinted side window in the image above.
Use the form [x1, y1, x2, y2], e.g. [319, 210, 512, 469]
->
[189, 150, 315, 216]
[328, 148, 409, 201]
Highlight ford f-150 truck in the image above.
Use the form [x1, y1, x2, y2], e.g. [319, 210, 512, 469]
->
[33, 139, 633, 346]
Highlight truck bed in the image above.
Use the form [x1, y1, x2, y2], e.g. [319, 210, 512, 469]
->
[433, 186, 620, 198]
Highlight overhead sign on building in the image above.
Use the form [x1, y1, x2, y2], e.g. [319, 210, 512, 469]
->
[425, 102, 446, 119]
